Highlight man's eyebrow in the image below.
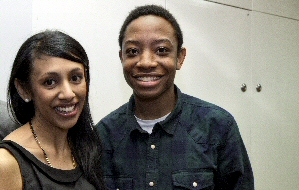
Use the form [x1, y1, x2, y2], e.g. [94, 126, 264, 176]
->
[123, 39, 173, 47]
[123, 40, 141, 46]
[152, 39, 172, 44]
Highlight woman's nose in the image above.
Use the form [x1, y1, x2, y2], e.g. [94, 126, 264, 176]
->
[58, 82, 75, 100]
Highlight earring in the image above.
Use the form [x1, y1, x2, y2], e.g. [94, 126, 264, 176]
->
[25, 98, 30, 102]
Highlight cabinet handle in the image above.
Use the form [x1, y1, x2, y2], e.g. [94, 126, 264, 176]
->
[256, 84, 262, 92]
[241, 83, 247, 92]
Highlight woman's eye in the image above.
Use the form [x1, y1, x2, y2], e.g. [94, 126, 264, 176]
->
[44, 79, 56, 86]
[126, 48, 139, 57]
[71, 75, 83, 83]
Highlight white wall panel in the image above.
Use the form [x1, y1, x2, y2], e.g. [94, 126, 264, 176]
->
[253, 0, 299, 20]
[203, 0, 299, 20]
[204, 0, 252, 9]
[0, 0, 32, 101]
[251, 12, 299, 190]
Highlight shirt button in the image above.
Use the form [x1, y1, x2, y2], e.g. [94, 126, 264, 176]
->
[193, 182, 198, 187]
[149, 181, 154, 186]
[151, 145, 156, 149]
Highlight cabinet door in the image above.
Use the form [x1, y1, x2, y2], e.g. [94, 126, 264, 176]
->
[253, 0, 299, 20]
[203, 0, 252, 10]
[251, 12, 299, 190]
[204, 0, 299, 20]
[167, 1, 252, 150]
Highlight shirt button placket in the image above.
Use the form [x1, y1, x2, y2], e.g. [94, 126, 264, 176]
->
[146, 134, 158, 189]
[149, 181, 154, 186]
[193, 182, 198, 187]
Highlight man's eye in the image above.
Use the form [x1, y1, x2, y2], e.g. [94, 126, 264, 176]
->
[126, 48, 139, 57]
[156, 47, 168, 55]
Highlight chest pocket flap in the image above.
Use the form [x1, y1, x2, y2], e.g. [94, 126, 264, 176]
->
[104, 177, 133, 190]
[172, 171, 214, 189]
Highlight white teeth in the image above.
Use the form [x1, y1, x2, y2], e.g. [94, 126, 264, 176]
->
[137, 76, 160, 82]
[56, 105, 75, 113]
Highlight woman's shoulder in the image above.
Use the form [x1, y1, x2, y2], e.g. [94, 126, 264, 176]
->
[0, 148, 19, 167]
[4, 124, 32, 144]
[0, 148, 22, 189]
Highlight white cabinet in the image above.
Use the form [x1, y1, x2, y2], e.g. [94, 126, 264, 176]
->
[251, 11, 299, 189]
[253, 0, 299, 20]
[204, 0, 252, 10]
[169, 0, 252, 151]
[205, 0, 299, 20]
[169, 1, 299, 189]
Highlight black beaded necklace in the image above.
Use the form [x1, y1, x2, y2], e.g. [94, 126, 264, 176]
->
[29, 121, 76, 168]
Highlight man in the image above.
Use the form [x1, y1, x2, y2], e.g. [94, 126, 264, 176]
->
[96, 4, 254, 189]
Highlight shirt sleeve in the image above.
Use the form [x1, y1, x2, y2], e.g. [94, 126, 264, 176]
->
[215, 119, 254, 190]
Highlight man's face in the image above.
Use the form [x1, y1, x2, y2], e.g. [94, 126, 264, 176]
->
[120, 15, 185, 101]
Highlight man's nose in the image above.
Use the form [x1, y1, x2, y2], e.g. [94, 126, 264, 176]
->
[137, 51, 158, 69]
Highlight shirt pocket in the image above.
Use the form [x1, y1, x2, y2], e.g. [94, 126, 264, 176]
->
[104, 177, 133, 190]
[172, 170, 214, 190]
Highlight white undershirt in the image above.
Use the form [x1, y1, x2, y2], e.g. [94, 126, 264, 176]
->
[135, 113, 171, 134]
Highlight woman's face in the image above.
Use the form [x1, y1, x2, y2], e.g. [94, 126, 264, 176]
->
[29, 56, 87, 130]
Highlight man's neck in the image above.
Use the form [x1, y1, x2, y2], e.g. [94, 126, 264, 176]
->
[134, 88, 177, 120]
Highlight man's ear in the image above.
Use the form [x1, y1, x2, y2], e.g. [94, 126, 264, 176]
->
[176, 47, 186, 70]
[14, 79, 31, 102]
[119, 50, 123, 63]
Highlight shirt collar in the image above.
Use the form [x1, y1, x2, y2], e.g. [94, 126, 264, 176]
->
[128, 85, 183, 136]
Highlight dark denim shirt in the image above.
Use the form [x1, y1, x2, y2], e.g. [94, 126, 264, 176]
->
[96, 86, 254, 190]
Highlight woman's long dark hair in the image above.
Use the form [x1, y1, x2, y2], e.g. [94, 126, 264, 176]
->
[7, 30, 105, 189]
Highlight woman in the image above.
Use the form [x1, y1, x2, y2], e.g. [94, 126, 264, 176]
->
[0, 30, 105, 189]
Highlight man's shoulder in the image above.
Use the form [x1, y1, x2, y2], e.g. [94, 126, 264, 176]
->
[179, 93, 239, 142]
[104, 103, 128, 120]
[180, 93, 235, 122]
[95, 102, 129, 129]
[95, 102, 131, 147]
[181, 93, 225, 110]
